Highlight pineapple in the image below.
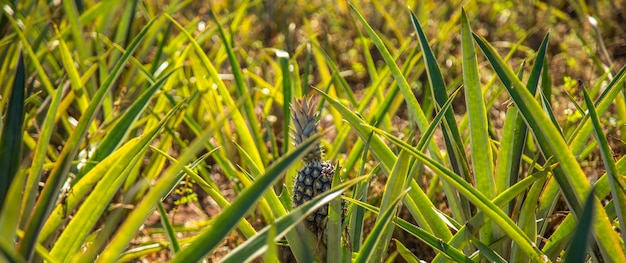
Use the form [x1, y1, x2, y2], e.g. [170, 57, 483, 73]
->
[291, 96, 336, 234]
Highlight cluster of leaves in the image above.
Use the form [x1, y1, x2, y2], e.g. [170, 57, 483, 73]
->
[1, 0, 625, 262]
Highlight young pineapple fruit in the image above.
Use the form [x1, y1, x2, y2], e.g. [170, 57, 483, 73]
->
[291, 96, 335, 234]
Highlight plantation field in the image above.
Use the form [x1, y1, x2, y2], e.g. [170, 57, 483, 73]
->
[1, 0, 626, 262]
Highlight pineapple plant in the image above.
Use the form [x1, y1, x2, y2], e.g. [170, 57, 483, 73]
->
[290, 96, 337, 235]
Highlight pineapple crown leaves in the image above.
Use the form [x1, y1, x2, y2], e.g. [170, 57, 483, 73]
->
[290, 96, 320, 145]
[290, 96, 325, 162]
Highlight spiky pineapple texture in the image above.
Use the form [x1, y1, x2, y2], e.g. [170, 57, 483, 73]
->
[290, 96, 323, 163]
[290, 96, 336, 234]
[293, 160, 335, 233]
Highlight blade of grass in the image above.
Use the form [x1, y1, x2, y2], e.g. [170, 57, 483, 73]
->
[2, 8, 55, 96]
[433, 166, 550, 262]
[349, 134, 376, 252]
[232, 142, 275, 222]
[146, 146, 259, 241]
[314, 87, 396, 173]
[307, 40, 358, 107]
[1, 235, 26, 263]
[263, 225, 278, 263]
[569, 66, 626, 159]
[20, 78, 65, 229]
[54, 24, 90, 121]
[0, 168, 27, 254]
[472, 238, 507, 263]
[495, 33, 549, 228]
[276, 49, 292, 156]
[230, 140, 315, 263]
[404, 88, 460, 243]
[510, 160, 550, 263]
[320, 86, 456, 248]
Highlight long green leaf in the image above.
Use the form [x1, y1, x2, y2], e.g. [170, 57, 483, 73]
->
[156, 203, 180, 254]
[40, 101, 183, 247]
[409, 8, 471, 223]
[277, 49, 291, 156]
[54, 19, 90, 116]
[495, 33, 548, 221]
[314, 87, 396, 173]
[562, 187, 596, 263]
[473, 33, 626, 262]
[0, 170, 27, 255]
[51, 97, 183, 261]
[50, 138, 144, 262]
[1, 234, 25, 263]
[349, 135, 376, 252]
[209, 9, 267, 166]
[17, 16, 158, 261]
[77, 69, 175, 178]
[0, 53, 26, 210]
[2, 9, 55, 96]
[541, 67, 626, 256]
[374, 150, 411, 260]
[167, 133, 325, 263]
[145, 146, 259, 243]
[165, 14, 264, 174]
[433, 167, 550, 262]
[460, 10, 495, 246]
[93, 100, 250, 262]
[346, 197, 472, 262]
[0, 54, 26, 254]
[327, 163, 344, 263]
[20, 81, 64, 229]
[219, 177, 364, 263]
[395, 239, 421, 263]
[320, 86, 456, 249]
[348, 4, 440, 167]
[581, 83, 626, 243]
[410, 7, 468, 184]
[355, 189, 408, 263]
[543, 155, 626, 257]
[366, 125, 548, 262]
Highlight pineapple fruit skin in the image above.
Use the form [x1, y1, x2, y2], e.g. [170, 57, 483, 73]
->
[292, 160, 335, 233]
